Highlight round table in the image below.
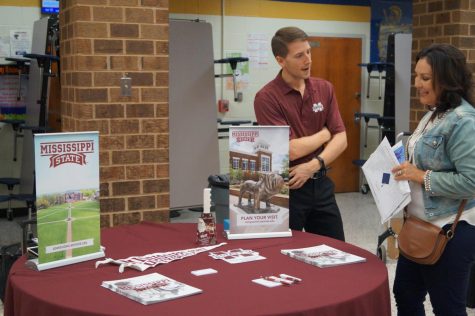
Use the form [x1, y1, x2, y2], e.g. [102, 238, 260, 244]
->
[5, 222, 390, 316]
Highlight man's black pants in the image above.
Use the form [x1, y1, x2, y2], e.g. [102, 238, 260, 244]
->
[289, 175, 345, 241]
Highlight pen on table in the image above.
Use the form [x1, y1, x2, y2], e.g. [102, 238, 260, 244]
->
[263, 276, 293, 286]
[279, 274, 302, 283]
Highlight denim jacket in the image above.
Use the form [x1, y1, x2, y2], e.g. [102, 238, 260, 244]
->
[411, 99, 475, 219]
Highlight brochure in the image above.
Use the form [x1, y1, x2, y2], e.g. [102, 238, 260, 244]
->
[281, 244, 366, 268]
[361, 137, 411, 224]
[101, 273, 202, 305]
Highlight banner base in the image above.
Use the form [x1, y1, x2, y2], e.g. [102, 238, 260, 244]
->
[25, 248, 105, 271]
[225, 230, 292, 240]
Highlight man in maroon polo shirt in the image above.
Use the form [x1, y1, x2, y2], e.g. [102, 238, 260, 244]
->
[254, 26, 347, 241]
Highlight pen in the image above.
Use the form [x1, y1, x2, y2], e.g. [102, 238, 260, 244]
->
[264, 276, 293, 286]
[279, 274, 302, 283]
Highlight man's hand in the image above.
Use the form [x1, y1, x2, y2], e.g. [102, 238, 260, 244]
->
[288, 159, 319, 189]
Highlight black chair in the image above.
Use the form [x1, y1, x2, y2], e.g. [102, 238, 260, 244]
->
[0, 178, 20, 220]
[0, 242, 22, 301]
[0, 178, 20, 192]
[0, 120, 25, 161]
[10, 193, 36, 241]
[0, 195, 12, 215]
[0, 194, 14, 221]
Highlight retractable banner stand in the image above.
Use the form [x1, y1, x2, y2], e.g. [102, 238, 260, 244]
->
[27, 132, 104, 271]
[227, 126, 291, 239]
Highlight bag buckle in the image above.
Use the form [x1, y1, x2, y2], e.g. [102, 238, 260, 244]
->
[446, 229, 454, 240]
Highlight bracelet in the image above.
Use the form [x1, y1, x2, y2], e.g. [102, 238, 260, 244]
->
[315, 155, 325, 171]
[424, 170, 432, 192]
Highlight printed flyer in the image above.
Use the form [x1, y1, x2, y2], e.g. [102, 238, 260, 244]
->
[228, 126, 290, 238]
[34, 132, 101, 264]
[102, 273, 203, 305]
[281, 244, 367, 268]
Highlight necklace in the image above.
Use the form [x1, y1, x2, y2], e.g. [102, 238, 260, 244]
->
[414, 109, 451, 135]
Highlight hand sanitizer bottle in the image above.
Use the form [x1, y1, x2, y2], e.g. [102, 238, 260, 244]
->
[197, 188, 217, 246]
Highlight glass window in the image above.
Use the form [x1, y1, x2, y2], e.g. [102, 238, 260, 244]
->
[242, 159, 248, 171]
[261, 156, 270, 172]
[232, 157, 240, 169]
[250, 160, 256, 172]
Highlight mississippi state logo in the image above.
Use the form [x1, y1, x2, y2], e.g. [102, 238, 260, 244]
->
[40, 140, 94, 168]
[312, 102, 324, 113]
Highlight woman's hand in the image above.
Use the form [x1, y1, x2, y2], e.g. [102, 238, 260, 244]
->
[391, 161, 426, 184]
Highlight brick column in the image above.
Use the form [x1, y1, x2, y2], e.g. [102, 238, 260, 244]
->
[60, 0, 170, 227]
[411, 0, 475, 131]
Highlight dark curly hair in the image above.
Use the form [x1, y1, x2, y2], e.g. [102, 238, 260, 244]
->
[416, 43, 475, 115]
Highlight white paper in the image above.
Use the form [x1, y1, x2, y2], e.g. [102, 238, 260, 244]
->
[191, 268, 217, 276]
[362, 137, 411, 223]
[247, 33, 269, 68]
[252, 278, 282, 288]
[10, 30, 31, 57]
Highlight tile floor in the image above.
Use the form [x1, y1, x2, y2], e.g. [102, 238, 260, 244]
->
[1, 192, 474, 316]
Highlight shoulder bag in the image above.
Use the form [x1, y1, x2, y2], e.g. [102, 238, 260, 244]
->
[397, 199, 466, 265]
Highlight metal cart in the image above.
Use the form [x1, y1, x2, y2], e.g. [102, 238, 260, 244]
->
[375, 132, 411, 263]
[353, 112, 396, 194]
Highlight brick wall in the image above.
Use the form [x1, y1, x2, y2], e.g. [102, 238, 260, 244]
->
[60, 0, 170, 227]
[411, 0, 475, 131]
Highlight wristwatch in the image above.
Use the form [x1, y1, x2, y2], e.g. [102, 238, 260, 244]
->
[315, 155, 325, 171]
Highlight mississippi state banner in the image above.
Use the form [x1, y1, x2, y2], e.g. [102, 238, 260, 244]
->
[34, 131, 103, 267]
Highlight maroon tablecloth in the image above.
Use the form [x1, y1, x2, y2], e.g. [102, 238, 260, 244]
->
[4, 222, 390, 316]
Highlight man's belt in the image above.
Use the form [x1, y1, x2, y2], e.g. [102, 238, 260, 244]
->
[311, 168, 327, 180]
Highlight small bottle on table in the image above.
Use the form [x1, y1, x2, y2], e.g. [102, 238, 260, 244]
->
[196, 188, 217, 246]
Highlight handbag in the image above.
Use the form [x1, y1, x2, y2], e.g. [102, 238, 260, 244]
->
[397, 199, 467, 265]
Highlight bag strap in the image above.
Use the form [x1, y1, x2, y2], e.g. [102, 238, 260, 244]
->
[402, 199, 467, 240]
[446, 199, 467, 239]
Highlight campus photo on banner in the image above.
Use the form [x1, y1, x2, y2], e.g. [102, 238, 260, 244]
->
[228, 126, 290, 237]
[34, 132, 101, 264]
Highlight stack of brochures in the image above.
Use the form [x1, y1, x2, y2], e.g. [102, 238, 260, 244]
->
[101, 273, 202, 305]
[361, 137, 411, 223]
[281, 244, 366, 268]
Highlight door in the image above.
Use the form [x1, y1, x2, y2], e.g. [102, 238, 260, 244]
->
[309, 36, 361, 192]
